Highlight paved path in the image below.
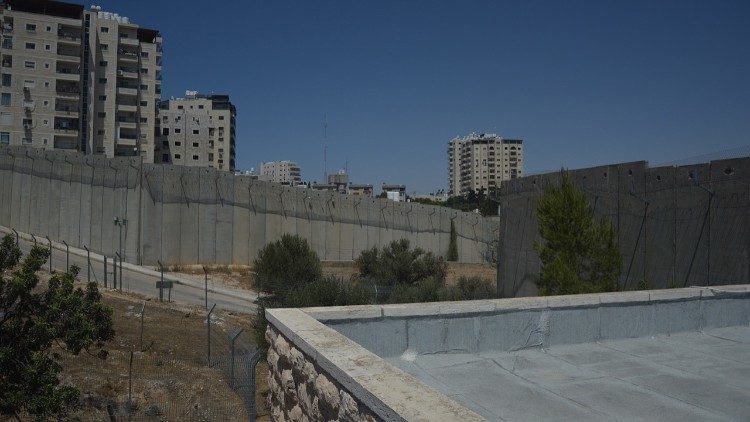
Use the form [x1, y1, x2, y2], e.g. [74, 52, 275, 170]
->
[0, 227, 258, 314]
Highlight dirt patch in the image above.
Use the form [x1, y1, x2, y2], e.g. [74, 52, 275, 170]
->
[48, 283, 269, 421]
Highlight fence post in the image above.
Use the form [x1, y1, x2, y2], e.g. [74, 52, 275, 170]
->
[127, 350, 134, 412]
[157, 260, 164, 301]
[247, 350, 263, 422]
[45, 236, 52, 273]
[115, 252, 122, 291]
[104, 256, 108, 288]
[139, 301, 146, 352]
[230, 329, 245, 388]
[62, 240, 69, 272]
[112, 254, 117, 289]
[203, 265, 209, 309]
[206, 303, 216, 366]
[11, 228, 18, 246]
[84, 245, 90, 282]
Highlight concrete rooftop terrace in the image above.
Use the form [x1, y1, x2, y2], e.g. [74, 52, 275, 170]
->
[267, 286, 750, 421]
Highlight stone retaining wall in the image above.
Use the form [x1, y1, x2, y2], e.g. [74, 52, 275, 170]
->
[266, 326, 379, 421]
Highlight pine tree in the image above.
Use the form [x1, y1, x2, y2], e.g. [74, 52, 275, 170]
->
[533, 171, 622, 295]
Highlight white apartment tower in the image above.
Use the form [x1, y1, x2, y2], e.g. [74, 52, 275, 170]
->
[156, 91, 236, 171]
[0, 1, 161, 161]
[260, 160, 301, 186]
[447, 133, 523, 196]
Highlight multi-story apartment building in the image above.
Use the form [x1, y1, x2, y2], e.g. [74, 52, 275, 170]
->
[0, 1, 161, 161]
[156, 91, 236, 171]
[260, 160, 301, 186]
[348, 183, 373, 197]
[447, 133, 523, 196]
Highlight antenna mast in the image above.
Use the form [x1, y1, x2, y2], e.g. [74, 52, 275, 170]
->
[323, 113, 328, 181]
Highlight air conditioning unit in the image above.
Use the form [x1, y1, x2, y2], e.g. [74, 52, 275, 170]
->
[23, 86, 30, 92]
[23, 123, 32, 129]
[117, 70, 123, 76]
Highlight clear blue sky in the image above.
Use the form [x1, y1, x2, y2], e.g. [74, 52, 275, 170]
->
[96, 0, 750, 194]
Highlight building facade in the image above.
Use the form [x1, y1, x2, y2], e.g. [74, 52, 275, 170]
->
[447, 133, 523, 196]
[348, 183, 373, 197]
[382, 183, 406, 202]
[0, 1, 161, 161]
[260, 160, 301, 185]
[156, 91, 236, 171]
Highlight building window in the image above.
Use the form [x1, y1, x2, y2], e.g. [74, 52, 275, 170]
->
[140, 84, 147, 90]
[46, 25, 52, 32]
[140, 117, 147, 123]
[140, 100, 147, 106]
[44, 63, 50, 69]
[0, 93, 10, 106]
[98, 95, 106, 101]
[174, 128, 181, 134]
[192, 142, 199, 147]
[162, 141, 168, 147]
[23, 80, 35, 88]
[25, 42, 35, 50]
[177, 105, 183, 110]
[218, 137, 224, 142]
[198, 105, 204, 109]
[101, 27, 109, 33]
[25, 24, 36, 32]
[1, 74, 10, 87]
[174, 154, 181, 159]
[162, 128, 169, 135]
[140, 51, 148, 58]
[174, 141, 181, 146]
[218, 116, 224, 120]
[22, 137, 32, 145]
[192, 155, 199, 160]
[99, 60, 107, 66]
[208, 153, 214, 161]
[0, 132, 9, 145]
[97, 112, 106, 118]
[140, 68, 147, 74]
[43, 119, 48, 126]
[44, 81, 49, 87]
[192, 129, 199, 135]
[43, 100, 48, 106]
[45, 44, 50, 51]
[98, 78, 107, 84]
[97, 129, 105, 135]
[101, 43, 108, 51]
[24, 61, 35, 69]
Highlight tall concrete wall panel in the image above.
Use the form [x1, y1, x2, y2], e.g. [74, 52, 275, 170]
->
[0, 147, 497, 266]
[617, 162, 647, 289]
[674, 164, 710, 287]
[644, 166, 677, 288]
[709, 159, 750, 285]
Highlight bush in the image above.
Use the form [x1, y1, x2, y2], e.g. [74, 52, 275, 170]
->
[253, 234, 322, 298]
[449, 276, 496, 300]
[286, 276, 372, 308]
[356, 239, 447, 286]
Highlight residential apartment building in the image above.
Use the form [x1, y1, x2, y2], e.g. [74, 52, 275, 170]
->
[348, 183, 373, 197]
[382, 183, 406, 202]
[0, 1, 162, 161]
[156, 91, 236, 171]
[447, 133, 523, 196]
[260, 160, 301, 186]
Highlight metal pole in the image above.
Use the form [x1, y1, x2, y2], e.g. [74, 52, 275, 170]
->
[127, 350, 134, 409]
[248, 350, 263, 422]
[104, 256, 108, 288]
[203, 265, 208, 309]
[84, 245, 90, 282]
[115, 252, 122, 291]
[157, 260, 164, 302]
[139, 301, 146, 352]
[230, 329, 245, 388]
[206, 303, 216, 366]
[11, 228, 18, 246]
[62, 240, 69, 272]
[46, 236, 52, 273]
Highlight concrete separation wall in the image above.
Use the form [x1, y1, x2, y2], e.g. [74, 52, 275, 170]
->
[497, 159, 750, 297]
[0, 147, 499, 266]
[266, 285, 749, 421]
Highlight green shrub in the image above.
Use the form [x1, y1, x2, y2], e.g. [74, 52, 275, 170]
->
[387, 278, 446, 304]
[449, 276, 496, 300]
[355, 239, 447, 286]
[286, 276, 372, 308]
[253, 234, 322, 298]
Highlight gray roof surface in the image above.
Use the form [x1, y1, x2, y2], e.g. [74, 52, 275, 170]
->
[387, 326, 750, 421]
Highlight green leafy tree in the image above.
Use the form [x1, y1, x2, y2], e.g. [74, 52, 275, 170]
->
[0, 235, 114, 419]
[253, 234, 322, 300]
[356, 239, 447, 286]
[533, 171, 622, 295]
[447, 220, 459, 261]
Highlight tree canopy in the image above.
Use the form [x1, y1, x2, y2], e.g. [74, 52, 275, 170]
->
[0, 235, 114, 419]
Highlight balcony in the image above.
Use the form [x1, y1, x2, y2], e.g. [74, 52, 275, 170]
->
[56, 86, 80, 98]
[117, 50, 138, 62]
[118, 36, 139, 47]
[1, 58, 11, 68]
[55, 104, 79, 116]
[56, 48, 80, 62]
[54, 124, 79, 134]
[116, 118, 137, 129]
[57, 32, 81, 44]
[116, 85, 138, 96]
[117, 68, 138, 79]
[55, 67, 80, 81]
[116, 103, 137, 113]
[117, 130, 138, 145]
[53, 135, 78, 150]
